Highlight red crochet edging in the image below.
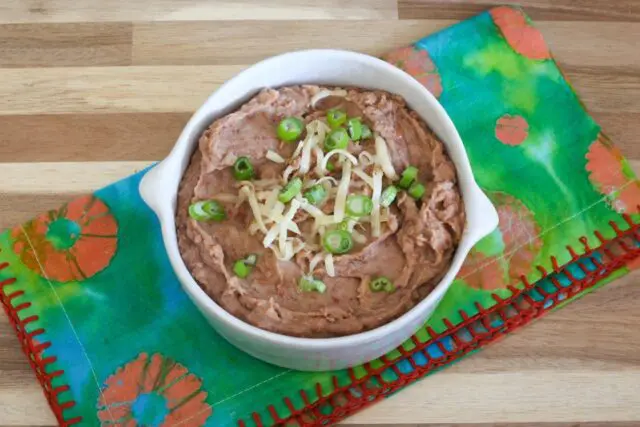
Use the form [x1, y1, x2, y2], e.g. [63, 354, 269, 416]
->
[239, 214, 640, 427]
[0, 249, 82, 426]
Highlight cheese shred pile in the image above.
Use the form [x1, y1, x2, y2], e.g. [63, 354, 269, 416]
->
[237, 114, 396, 275]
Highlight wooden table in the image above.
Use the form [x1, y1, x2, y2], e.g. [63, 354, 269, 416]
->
[1, 1, 639, 426]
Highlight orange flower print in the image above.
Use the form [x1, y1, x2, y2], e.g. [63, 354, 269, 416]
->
[586, 133, 640, 214]
[490, 6, 551, 60]
[383, 46, 443, 98]
[458, 192, 542, 290]
[495, 114, 529, 146]
[98, 353, 212, 426]
[12, 195, 118, 282]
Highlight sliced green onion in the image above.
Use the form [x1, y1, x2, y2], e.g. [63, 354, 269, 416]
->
[324, 128, 349, 151]
[277, 117, 304, 142]
[233, 259, 252, 278]
[278, 177, 303, 203]
[361, 124, 372, 140]
[322, 230, 353, 254]
[299, 276, 327, 293]
[398, 166, 418, 189]
[380, 185, 398, 207]
[326, 162, 336, 172]
[408, 182, 426, 199]
[370, 276, 395, 293]
[244, 253, 258, 266]
[189, 200, 226, 222]
[303, 184, 327, 205]
[337, 220, 351, 231]
[347, 118, 363, 141]
[345, 195, 373, 217]
[326, 109, 347, 129]
[233, 156, 254, 181]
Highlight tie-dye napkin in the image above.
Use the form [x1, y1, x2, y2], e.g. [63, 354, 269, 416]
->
[1, 6, 639, 426]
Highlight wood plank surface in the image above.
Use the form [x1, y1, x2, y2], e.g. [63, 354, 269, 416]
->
[0, 0, 639, 426]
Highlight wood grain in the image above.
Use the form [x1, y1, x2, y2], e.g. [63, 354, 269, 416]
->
[0, 113, 188, 162]
[0, 23, 131, 67]
[0, 64, 637, 116]
[397, 0, 640, 21]
[0, 0, 639, 426]
[131, 20, 640, 68]
[0, 0, 398, 23]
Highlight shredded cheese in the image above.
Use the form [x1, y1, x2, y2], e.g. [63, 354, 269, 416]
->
[352, 167, 374, 188]
[292, 140, 305, 159]
[260, 189, 280, 216]
[283, 165, 297, 183]
[298, 198, 326, 219]
[263, 223, 280, 248]
[317, 214, 341, 226]
[320, 149, 358, 172]
[352, 229, 367, 244]
[278, 199, 301, 253]
[299, 121, 327, 174]
[266, 149, 285, 163]
[371, 168, 383, 237]
[266, 211, 301, 235]
[315, 176, 338, 187]
[325, 253, 335, 277]
[235, 179, 279, 189]
[358, 151, 376, 167]
[251, 220, 299, 235]
[282, 241, 294, 260]
[241, 186, 268, 234]
[267, 201, 285, 221]
[292, 238, 305, 254]
[343, 217, 357, 232]
[334, 160, 352, 222]
[309, 252, 324, 273]
[310, 88, 347, 108]
[374, 134, 397, 179]
[313, 146, 325, 176]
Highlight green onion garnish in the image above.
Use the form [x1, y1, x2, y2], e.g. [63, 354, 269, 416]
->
[233, 254, 258, 278]
[277, 117, 304, 142]
[408, 182, 426, 199]
[337, 219, 351, 231]
[398, 166, 418, 189]
[345, 195, 373, 217]
[326, 162, 336, 172]
[326, 109, 347, 129]
[244, 253, 258, 267]
[370, 276, 395, 293]
[324, 128, 349, 151]
[188, 200, 226, 222]
[278, 177, 303, 203]
[347, 118, 363, 141]
[233, 259, 252, 278]
[233, 156, 254, 181]
[299, 276, 327, 293]
[322, 230, 353, 254]
[360, 124, 372, 140]
[303, 184, 327, 206]
[380, 185, 398, 207]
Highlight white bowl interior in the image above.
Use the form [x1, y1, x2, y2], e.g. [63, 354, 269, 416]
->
[140, 49, 499, 369]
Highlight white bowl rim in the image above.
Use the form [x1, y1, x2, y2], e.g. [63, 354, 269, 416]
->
[141, 48, 498, 350]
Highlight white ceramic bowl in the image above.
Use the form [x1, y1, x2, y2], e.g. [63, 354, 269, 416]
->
[139, 49, 499, 371]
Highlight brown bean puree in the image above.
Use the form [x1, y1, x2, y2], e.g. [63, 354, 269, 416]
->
[176, 85, 465, 338]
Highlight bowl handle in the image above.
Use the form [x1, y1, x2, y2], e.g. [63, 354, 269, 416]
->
[139, 162, 166, 215]
[467, 184, 500, 243]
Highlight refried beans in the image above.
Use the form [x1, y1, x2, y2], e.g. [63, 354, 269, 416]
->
[176, 85, 465, 338]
